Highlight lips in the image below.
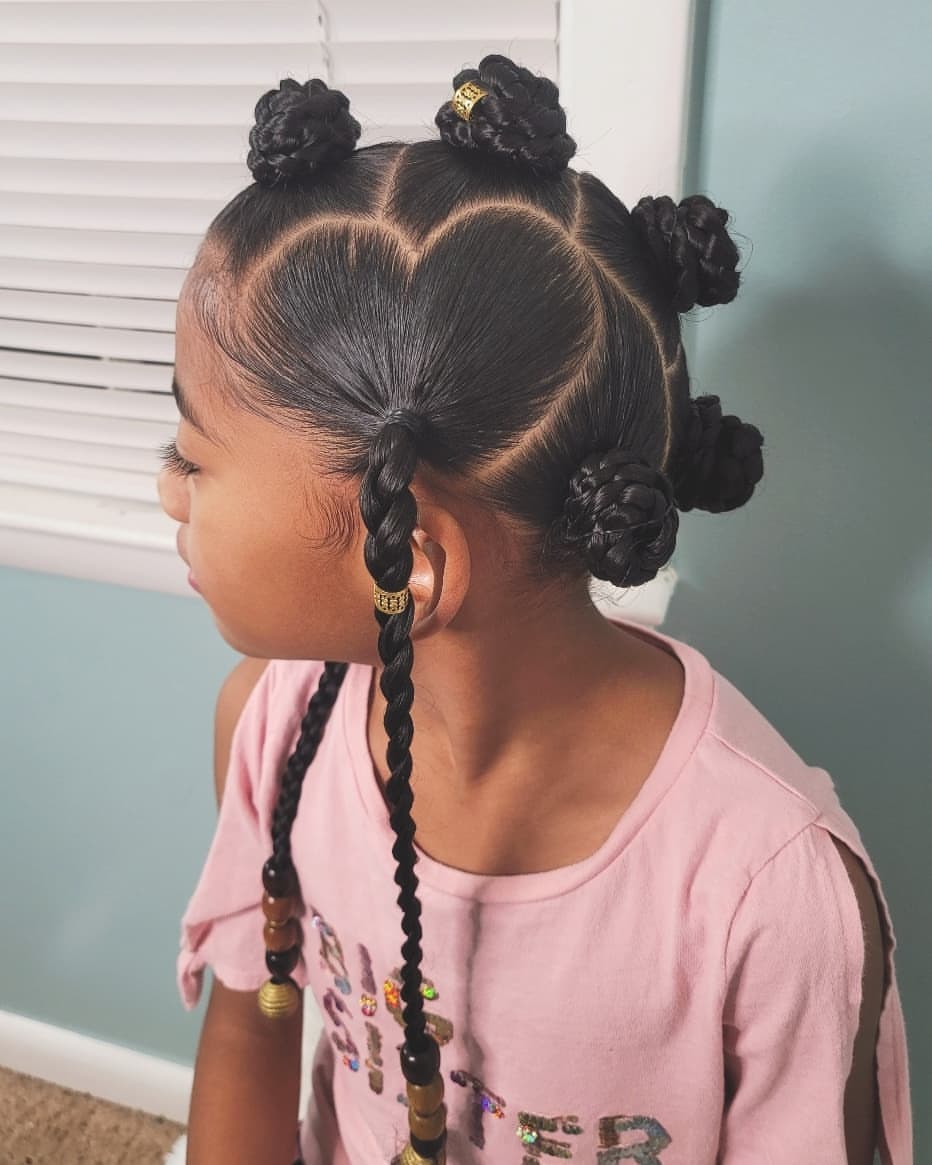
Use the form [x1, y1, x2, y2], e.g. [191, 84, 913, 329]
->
[175, 530, 199, 592]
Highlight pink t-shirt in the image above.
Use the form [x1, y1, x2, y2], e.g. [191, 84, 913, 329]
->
[177, 615, 913, 1164]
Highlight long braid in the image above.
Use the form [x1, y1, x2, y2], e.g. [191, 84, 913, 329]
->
[258, 661, 348, 1009]
[360, 416, 447, 1162]
[359, 420, 429, 1049]
[270, 660, 349, 871]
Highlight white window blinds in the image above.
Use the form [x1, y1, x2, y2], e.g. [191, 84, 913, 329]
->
[0, 0, 559, 592]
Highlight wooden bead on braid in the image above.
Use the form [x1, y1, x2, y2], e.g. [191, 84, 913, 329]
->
[393, 1036, 446, 1163]
[263, 917, 298, 951]
[261, 892, 295, 923]
[257, 858, 302, 1019]
[262, 857, 297, 897]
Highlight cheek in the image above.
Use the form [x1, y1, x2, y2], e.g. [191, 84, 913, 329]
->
[184, 474, 375, 659]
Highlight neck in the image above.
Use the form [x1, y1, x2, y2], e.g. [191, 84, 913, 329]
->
[367, 593, 675, 800]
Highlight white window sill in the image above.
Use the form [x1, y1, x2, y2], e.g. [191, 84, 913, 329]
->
[0, 482, 190, 595]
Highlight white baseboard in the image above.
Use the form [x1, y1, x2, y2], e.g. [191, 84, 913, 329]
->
[0, 1009, 192, 1124]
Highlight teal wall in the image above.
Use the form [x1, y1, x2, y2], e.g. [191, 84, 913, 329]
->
[0, 568, 236, 1066]
[667, 0, 930, 1149]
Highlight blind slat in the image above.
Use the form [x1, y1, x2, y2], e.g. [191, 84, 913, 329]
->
[0, 400, 172, 446]
[0, 42, 326, 86]
[0, 431, 163, 474]
[333, 39, 557, 83]
[2, 83, 287, 127]
[2, 0, 552, 39]
[0, 2, 319, 43]
[328, 2, 556, 41]
[0, 289, 176, 331]
[0, 225, 200, 268]
[0, 316, 173, 362]
[0, 158, 247, 201]
[0, 121, 250, 163]
[0, 350, 170, 393]
[0, 452, 159, 502]
[0, 191, 227, 235]
[1, 257, 186, 299]
[0, 378, 179, 421]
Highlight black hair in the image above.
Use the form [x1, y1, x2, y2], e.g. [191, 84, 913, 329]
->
[189, 56, 764, 1162]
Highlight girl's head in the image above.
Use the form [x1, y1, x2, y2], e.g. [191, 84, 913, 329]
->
[159, 54, 763, 1161]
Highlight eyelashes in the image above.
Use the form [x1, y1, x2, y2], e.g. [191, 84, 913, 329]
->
[159, 439, 200, 477]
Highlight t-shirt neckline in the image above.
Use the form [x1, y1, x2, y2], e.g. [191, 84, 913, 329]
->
[340, 614, 715, 903]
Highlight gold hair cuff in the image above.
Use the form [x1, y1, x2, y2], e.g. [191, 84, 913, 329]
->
[374, 584, 410, 614]
[452, 81, 489, 121]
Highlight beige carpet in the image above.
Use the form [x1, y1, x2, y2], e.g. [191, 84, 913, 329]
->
[0, 1065, 185, 1164]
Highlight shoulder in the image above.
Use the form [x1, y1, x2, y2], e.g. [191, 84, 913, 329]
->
[216, 656, 271, 726]
[633, 621, 840, 826]
[214, 657, 271, 804]
[213, 656, 340, 804]
[688, 663, 847, 849]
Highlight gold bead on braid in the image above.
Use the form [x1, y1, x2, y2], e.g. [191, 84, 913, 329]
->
[451, 80, 489, 121]
[389, 1076, 447, 1164]
[374, 583, 410, 614]
[395, 1146, 446, 1165]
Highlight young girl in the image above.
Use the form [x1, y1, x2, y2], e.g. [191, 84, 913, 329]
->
[160, 55, 912, 1165]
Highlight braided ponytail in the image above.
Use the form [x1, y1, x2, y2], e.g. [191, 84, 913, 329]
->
[359, 416, 427, 1041]
[359, 414, 447, 1161]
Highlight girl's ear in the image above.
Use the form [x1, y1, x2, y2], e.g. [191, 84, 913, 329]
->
[408, 509, 470, 638]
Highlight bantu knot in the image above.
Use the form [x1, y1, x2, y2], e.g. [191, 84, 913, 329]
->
[247, 78, 361, 188]
[672, 394, 764, 513]
[435, 53, 576, 178]
[560, 448, 679, 587]
[630, 194, 741, 313]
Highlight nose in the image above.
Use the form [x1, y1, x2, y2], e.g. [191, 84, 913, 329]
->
[157, 466, 190, 525]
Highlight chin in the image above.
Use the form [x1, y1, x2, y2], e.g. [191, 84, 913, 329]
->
[209, 614, 310, 662]
[209, 614, 272, 659]
[208, 608, 366, 665]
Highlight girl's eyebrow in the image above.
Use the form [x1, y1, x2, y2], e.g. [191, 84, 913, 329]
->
[171, 372, 217, 441]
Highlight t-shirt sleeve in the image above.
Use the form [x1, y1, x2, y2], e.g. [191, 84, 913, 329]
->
[718, 820, 868, 1162]
[176, 660, 311, 1009]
